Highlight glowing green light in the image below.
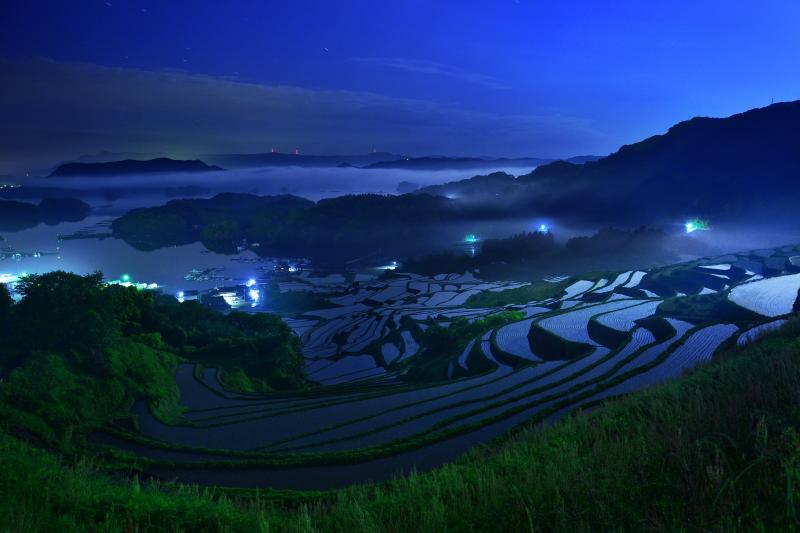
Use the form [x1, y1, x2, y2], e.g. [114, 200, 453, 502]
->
[684, 218, 709, 234]
[121, 274, 131, 282]
[464, 234, 479, 244]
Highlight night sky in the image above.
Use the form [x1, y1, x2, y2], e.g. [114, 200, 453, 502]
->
[1, 0, 798, 173]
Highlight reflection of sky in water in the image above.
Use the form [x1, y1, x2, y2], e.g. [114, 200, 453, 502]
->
[0, 216, 275, 294]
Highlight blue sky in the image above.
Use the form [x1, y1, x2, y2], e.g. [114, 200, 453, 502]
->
[1, 0, 799, 172]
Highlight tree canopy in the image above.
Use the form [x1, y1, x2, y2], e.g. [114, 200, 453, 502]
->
[0, 272, 306, 446]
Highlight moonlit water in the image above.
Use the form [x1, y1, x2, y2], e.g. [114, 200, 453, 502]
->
[9, 165, 539, 214]
[0, 216, 275, 294]
[4, 164, 798, 295]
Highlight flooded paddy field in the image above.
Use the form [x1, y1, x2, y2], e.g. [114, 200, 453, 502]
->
[92, 243, 800, 489]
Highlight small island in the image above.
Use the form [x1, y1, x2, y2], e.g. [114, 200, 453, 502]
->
[49, 157, 224, 177]
[0, 197, 91, 231]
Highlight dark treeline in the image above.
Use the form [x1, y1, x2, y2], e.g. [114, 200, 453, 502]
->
[404, 227, 676, 276]
[111, 192, 464, 260]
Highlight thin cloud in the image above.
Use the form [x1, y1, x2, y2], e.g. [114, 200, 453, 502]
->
[0, 58, 604, 173]
[352, 57, 511, 89]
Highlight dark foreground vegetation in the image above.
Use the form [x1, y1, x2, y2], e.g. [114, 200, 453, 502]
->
[1, 274, 800, 530]
[0, 273, 304, 450]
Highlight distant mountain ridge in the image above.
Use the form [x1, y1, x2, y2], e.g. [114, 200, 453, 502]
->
[54, 151, 604, 172]
[49, 158, 224, 177]
[416, 171, 518, 198]
[363, 155, 602, 171]
[201, 152, 402, 169]
[413, 101, 800, 224]
[516, 100, 800, 221]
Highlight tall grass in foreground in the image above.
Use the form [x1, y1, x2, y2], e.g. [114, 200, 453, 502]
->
[3, 320, 800, 532]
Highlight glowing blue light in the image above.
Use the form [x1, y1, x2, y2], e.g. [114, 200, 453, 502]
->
[685, 222, 696, 233]
[246, 278, 257, 287]
[538, 223, 549, 233]
[248, 289, 260, 302]
[464, 234, 479, 244]
[177, 291, 185, 299]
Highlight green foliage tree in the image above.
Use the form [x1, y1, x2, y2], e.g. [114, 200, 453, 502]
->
[9, 272, 149, 376]
[0, 271, 306, 447]
[201, 220, 242, 253]
[12, 272, 115, 356]
[0, 283, 11, 323]
[481, 231, 558, 262]
[149, 299, 306, 391]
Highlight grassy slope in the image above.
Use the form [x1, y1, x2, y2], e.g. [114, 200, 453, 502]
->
[3, 318, 800, 531]
[463, 280, 569, 308]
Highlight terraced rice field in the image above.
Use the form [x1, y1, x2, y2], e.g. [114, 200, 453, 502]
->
[561, 280, 595, 299]
[539, 299, 648, 344]
[593, 271, 633, 293]
[595, 300, 662, 331]
[495, 318, 541, 361]
[737, 319, 788, 345]
[100, 244, 800, 490]
[623, 271, 647, 288]
[728, 273, 800, 317]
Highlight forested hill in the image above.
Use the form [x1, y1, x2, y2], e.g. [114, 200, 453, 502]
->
[111, 192, 460, 259]
[516, 100, 800, 221]
[0, 197, 90, 231]
[405, 101, 800, 225]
